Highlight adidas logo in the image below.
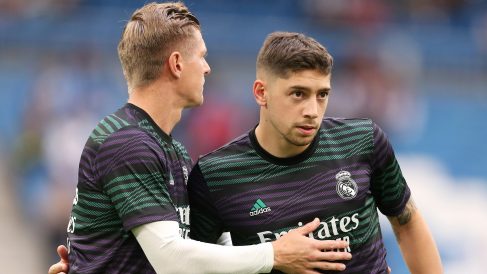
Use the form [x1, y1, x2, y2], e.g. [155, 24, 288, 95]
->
[249, 199, 271, 216]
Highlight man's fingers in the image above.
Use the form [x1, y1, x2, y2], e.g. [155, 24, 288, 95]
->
[308, 261, 347, 271]
[301, 270, 321, 274]
[292, 221, 350, 254]
[57, 245, 69, 263]
[48, 262, 67, 274]
[315, 250, 352, 261]
[314, 239, 350, 252]
[294, 218, 320, 235]
[48, 245, 69, 274]
[273, 220, 352, 273]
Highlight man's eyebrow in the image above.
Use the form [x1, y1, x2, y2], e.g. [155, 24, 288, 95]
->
[289, 85, 309, 90]
[289, 85, 331, 92]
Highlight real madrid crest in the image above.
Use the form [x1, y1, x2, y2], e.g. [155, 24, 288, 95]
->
[335, 170, 358, 200]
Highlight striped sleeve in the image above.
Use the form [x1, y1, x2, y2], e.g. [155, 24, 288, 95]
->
[370, 122, 411, 216]
[96, 126, 178, 230]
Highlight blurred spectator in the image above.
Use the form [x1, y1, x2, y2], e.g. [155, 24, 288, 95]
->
[11, 48, 113, 265]
[301, 0, 392, 32]
[472, 9, 487, 59]
[183, 93, 256, 160]
[328, 33, 425, 142]
[406, 0, 471, 26]
[0, 0, 80, 18]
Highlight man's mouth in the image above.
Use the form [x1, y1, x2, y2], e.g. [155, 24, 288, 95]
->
[297, 125, 316, 135]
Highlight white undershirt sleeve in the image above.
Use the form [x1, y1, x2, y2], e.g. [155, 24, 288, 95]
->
[132, 221, 274, 274]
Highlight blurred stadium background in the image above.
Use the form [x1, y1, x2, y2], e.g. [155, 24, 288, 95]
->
[1, 0, 486, 273]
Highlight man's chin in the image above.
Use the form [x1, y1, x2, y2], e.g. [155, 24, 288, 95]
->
[185, 98, 204, 108]
[289, 137, 314, 147]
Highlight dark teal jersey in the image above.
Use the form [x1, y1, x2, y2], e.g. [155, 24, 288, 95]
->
[67, 103, 192, 274]
[188, 118, 410, 274]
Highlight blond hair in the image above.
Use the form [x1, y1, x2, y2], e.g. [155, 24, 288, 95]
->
[118, 2, 200, 90]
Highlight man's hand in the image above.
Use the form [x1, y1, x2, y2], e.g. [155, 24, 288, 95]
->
[272, 218, 352, 274]
[48, 245, 69, 274]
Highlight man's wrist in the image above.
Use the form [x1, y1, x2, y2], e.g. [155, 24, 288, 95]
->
[260, 242, 274, 273]
[271, 241, 285, 271]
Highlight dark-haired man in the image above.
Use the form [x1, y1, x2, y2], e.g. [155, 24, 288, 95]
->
[188, 31, 443, 273]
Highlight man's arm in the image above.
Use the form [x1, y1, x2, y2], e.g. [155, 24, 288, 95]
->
[48, 219, 351, 274]
[133, 219, 351, 274]
[387, 198, 443, 274]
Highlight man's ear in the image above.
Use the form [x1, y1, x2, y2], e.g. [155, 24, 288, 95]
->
[167, 51, 183, 78]
[253, 80, 267, 107]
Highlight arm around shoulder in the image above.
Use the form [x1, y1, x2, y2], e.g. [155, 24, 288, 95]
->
[132, 221, 274, 274]
[133, 219, 353, 274]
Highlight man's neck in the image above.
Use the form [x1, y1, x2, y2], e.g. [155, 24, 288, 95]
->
[128, 81, 183, 135]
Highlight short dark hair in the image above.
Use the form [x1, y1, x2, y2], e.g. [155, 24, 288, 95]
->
[118, 2, 200, 90]
[257, 32, 333, 78]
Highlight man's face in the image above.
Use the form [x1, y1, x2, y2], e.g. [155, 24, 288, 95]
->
[263, 69, 331, 151]
[179, 30, 211, 108]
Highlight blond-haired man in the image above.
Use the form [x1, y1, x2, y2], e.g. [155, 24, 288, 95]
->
[48, 3, 351, 274]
